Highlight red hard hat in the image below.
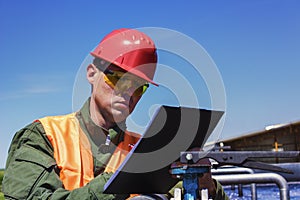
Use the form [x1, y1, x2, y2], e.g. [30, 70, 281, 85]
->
[91, 28, 158, 86]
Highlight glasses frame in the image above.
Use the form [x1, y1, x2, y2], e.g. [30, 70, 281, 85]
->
[92, 60, 149, 97]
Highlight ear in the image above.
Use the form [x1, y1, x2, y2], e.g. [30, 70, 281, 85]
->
[86, 64, 98, 85]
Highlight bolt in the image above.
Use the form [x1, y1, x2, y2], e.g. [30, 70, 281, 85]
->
[186, 153, 193, 161]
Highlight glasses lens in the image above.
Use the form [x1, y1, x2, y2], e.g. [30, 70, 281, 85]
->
[133, 83, 149, 96]
[104, 70, 124, 87]
[103, 69, 149, 96]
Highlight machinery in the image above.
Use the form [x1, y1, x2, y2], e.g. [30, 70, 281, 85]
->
[170, 150, 300, 200]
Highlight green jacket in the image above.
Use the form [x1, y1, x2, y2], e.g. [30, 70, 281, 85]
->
[2, 99, 228, 200]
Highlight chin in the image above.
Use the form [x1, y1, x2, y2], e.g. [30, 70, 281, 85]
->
[111, 110, 129, 123]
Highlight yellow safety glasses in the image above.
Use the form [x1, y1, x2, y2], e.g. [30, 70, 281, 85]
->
[103, 69, 149, 97]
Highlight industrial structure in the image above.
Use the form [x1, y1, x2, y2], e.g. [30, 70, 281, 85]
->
[220, 120, 300, 163]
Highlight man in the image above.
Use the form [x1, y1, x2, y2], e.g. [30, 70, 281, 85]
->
[2, 28, 229, 199]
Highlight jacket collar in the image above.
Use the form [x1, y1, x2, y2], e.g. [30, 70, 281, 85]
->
[76, 98, 126, 146]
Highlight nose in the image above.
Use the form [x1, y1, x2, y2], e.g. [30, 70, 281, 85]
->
[121, 85, 137, 97]
[115, 79, 139, 97]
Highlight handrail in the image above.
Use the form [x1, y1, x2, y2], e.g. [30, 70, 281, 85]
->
[212, 167, 257, 200]
[213, 173, 289, 200]
[212, 166, 255, 175]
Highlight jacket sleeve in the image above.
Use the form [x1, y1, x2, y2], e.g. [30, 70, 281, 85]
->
[2, 122, 127, 200]
[213, 179, 230, 200]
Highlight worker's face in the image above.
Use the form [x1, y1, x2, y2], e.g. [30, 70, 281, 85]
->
[87, 63, 145, 124]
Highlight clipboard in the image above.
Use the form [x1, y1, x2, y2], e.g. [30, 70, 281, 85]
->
[104, 105, 224, 194]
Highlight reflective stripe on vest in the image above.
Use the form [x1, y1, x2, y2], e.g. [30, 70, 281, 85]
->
[39, 113, 140, 190]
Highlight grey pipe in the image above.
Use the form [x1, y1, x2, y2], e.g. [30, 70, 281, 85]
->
[213, 173, 289, 200]
[212, 167, 255, 175]
[212, 167, 257, 200]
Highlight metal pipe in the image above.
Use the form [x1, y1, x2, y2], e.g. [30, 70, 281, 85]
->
[212, 167, 255, 175]
[212, 167, 257, 200]
[254, 163, 300, 182]
[238, 184, 243, 197]
[213, 173, 289, 200]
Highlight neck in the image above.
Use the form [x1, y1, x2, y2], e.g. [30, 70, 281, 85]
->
[89, 99, 115, 131]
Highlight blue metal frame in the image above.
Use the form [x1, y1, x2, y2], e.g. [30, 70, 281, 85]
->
[170, 167, 210, 200]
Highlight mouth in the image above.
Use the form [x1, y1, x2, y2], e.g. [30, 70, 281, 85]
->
[112, 94, 133, 113]
[114, 101, 130, 110]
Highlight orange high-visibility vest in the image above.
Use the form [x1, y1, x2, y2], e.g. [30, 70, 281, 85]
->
[39, 113, 140, 190]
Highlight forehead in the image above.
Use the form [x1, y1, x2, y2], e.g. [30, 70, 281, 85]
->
[107, 64, 126, 72]
[94, 58, 125, 72]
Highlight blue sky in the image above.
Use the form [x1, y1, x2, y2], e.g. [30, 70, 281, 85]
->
[1, 0, 300, 168]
